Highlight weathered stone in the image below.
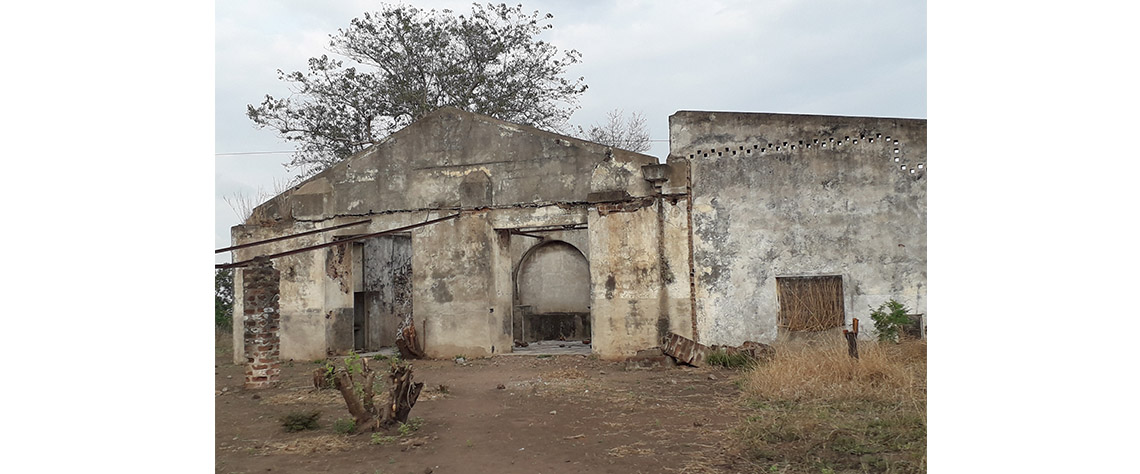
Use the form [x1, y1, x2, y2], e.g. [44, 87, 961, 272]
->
[227, 107, 925, 364]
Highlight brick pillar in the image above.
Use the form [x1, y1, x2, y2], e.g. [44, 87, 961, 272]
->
[242, 256, 281, 389]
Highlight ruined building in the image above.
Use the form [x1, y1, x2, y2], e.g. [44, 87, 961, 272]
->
[228, 107, 926, 363]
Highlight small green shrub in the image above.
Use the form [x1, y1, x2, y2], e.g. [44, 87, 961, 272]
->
[371, 434, 398, 445]
[333, 418, 356, 434]
[280, 410, 321, 432]
[398, 417, 424, 436]
[706, 349, 754, 368]
[869, 299, 911, 343]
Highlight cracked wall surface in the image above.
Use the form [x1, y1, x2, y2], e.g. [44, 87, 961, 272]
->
[229, 107, 925, 361]
[670, 111, 926, 345]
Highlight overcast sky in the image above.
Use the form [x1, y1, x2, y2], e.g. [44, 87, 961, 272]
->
[215, 0, 926, 261]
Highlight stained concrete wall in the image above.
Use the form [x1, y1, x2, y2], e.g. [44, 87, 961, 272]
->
[232, 221, 336, 363]
[247, 107, 655, 223]
[233, 108, 657, 361]
[517, 241, 590, 314]
[670, 111, 927, 345]
[588, 197, 693, 359]
[229, 107, 924, 361]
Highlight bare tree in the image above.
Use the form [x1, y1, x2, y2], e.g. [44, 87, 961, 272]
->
[223, 178, 299, 222]
[579, 109, 651, 153]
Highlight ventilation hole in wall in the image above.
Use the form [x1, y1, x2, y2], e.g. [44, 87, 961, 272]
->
[894, 157, 900, 162]
[910, 169, 916, 174]
[718, 152, 722, 156]
[844, 136, 849, 141]
[886, 136, 891, 141]
[821, 143, 827, 148]
[703, 153, 708, 157]
[917, 163, 924, 169]
[689, 154, 693, 158]
[776, 147, 781, 151]
[894, 148, 900, 154]
[697, 150, 701, 154]
[813, 139, 819, 144]
[791, 145, 796, 151]
[869, 138, 874, 143]
[806, 144, 811, 148]
[877, 133, 882, 138]
[830, 137, 835, 142]
[754, 144, 759, 149]
[732, 150, 736, 155]
[900, 165, 906, 170]
[724, 147, 730, 152]
[746, 149, 752, 154]
[894, 140, 900, 145]
[798, 140, 804, 145]
[860, 133, 866, 139]
[783, 141, 788, 146]
[739, 146, 745, 151]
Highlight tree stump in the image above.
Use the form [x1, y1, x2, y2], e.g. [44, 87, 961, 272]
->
[396, 322, 425, 359]
[329, 357, 424, 432]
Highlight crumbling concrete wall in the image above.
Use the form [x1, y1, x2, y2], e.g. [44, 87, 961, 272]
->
[412, 212, 510, 358]
[227, 107, 925, 361]
[232, 221, 338, 363]
[670, 111, 926, 345]
[588, 197, 693, 359]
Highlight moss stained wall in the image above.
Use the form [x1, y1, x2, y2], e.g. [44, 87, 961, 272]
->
[671, 111, 926, 345]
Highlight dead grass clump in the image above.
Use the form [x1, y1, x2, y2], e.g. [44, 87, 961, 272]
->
[544, 367, 588, 380]
[269, 435, 353, 455]
[730, 338, 927, 473]
[744, 338, 925, 405]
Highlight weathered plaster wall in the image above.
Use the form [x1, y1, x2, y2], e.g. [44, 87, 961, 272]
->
[670, 111, 926, 345]
[413, 212, 506, 358]
[588, 197, 692, 359]
[231, 221, 337, 362]
[517, 241, 590, 314]
[248, 107, 656, 224]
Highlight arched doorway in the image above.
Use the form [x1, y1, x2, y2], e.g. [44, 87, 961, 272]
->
[515, 240, 590, 342]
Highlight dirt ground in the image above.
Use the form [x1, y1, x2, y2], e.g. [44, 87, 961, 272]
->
[216, 344, 750, 474]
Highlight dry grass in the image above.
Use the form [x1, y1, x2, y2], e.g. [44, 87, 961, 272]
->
[744, 338, 925, 406]
[215, 328, 234, 359]
[267, 434, 354, 455]
[730, 338, 927, 473]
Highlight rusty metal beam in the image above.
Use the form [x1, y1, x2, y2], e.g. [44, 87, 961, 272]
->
[509, 230, 546, 240]
[215, 219, 372, 254]
[216, 213, 460, 269]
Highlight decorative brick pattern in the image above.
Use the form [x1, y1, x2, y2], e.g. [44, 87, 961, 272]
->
[242, 257, 281, 389]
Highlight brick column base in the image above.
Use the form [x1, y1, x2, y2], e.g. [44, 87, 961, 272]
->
[242, 257, 281, 389]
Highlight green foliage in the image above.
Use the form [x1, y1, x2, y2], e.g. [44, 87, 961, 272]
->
[333, 418, 356, 434]
[215, 268, 234, 330]
[398, 417, 424, 436]
[247, 3, 587, 179]
[869, 299, 911, 343]
[344, 352, 364, 375]
[280, 410, 321, 432]
[371, 434, 398, 445]
[706, 349, 755, 369]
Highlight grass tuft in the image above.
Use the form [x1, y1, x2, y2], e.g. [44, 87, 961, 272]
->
[731, 338, 926, 473]
[280, 410, 321, 432]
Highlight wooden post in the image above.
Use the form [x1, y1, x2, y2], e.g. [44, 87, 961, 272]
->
[844, 318, 860, 359]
